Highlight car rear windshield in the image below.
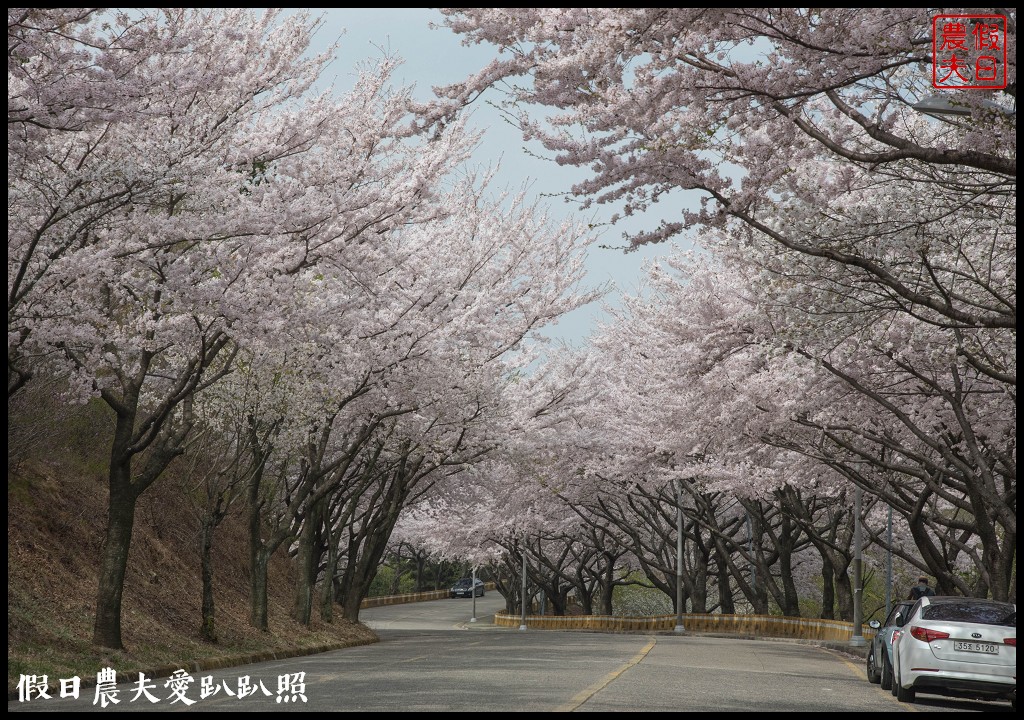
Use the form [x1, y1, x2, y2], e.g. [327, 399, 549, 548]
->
[922, 602, 1016, 626]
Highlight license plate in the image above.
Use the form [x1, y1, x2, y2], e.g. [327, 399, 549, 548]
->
[954, 641, 998, 654]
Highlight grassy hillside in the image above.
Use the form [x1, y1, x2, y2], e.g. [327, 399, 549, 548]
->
[8, 388, 375, 692]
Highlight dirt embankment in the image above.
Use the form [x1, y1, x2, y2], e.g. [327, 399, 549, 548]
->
[8, 397, 376, 694]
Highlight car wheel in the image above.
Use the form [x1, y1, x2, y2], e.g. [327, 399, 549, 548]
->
[880, 653, 893, 691]
[895, 665, 915, 704]
[866, 650, 880, 684]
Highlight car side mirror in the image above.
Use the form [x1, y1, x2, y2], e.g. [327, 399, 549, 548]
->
[868, 619, 881, 629]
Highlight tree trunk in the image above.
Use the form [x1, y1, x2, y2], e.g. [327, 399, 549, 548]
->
[93, 383, 185, 649]
[389, 555, 402, 595]
[250, 545, 270, 632]
[596, 553, 614, 615]
[820, 555, 835, 619]
[246, 444, 268, 632]
[341, 581, 364, 623]
[716, 547, 735, 614]
[743, 565, 769, 615]
[740, 549, 770, 614]
[834, 559, 854, 621]
[777, 540, 801, 616]
[336, 469, 412, 623]
[339, 534, 389, 624]
[996, 530, 1015, 602]
[199, 517, 217, 642]
[320, 532, 338, 623]
[545, 583, 567, 616]
[415, 554, 426, 592]
[492, 562, 518, 614]
[292, 501, 320, 626]
[93, 476, 137, 649]
[690, 551, 709, 614]
[579, 587, 594, 615]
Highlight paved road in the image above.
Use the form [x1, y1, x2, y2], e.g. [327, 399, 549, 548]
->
[362, 591, 507, 632]
[10, 595, 1012, 712]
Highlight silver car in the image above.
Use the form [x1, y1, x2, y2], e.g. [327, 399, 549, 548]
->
[891, 596, 1015, 707]
[867, 600, 914, 690]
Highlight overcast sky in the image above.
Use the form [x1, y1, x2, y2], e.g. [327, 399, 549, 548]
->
[303, 8, 694, 347]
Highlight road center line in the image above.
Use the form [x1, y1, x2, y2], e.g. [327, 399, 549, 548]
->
[555, 636, 657, 712]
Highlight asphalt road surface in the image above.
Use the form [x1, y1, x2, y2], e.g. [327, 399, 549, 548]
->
[10, 594, 1013, 712]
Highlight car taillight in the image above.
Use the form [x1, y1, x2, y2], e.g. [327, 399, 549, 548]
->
[1005, 638, 1016, 646]
[910, 626, 950, 643]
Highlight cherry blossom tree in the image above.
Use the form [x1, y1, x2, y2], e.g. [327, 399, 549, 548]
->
[178, 397, 263, 642]
[187, 168, 600, 628]
[598, 248, 1013, 601]
[8, 9, 333, 396]
[8, 8, 498, 648]
[438, 9, 1015, 332]
[407, 213, 1011, 610]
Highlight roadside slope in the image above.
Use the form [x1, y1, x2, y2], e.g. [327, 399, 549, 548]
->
[8, 395, 375, 693]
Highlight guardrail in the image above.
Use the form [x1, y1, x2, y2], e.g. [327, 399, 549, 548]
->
[494, 613, 672, 631]
[493, 611, 875, 641]
[360, 582, 497, 609]
[684, 613, 876, 641]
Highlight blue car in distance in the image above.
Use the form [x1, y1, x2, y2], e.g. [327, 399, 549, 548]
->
[867, 600, 915, 690]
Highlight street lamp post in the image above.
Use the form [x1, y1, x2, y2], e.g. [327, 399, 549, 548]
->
[519, 550, 527, 631]
[745, 510, 756, 612]
[850, 486, 867, 647]
[675, 479, 686, 634]
[885, 505, 893, 622]
[470, 565, 477, 623]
